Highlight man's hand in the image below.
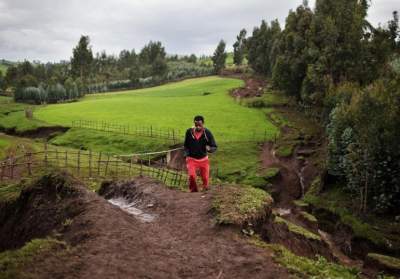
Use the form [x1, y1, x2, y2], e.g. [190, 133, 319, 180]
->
[206, 145, 217, 153]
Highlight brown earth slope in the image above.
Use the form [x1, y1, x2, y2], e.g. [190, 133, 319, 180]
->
[0, 173, 289, 279]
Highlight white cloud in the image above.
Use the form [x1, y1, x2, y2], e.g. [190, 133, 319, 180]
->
[0, 0, 398, 62]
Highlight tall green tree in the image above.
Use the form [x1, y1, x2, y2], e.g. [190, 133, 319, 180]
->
[272, 4, 313, 97]
[0, 71, 3, 91]
[247, 20, 281, 76]
[233, 29, 247, 65]
[71, 35, 94, 81]
[212, 40, 227, 74]
[139, 41, 167, 76]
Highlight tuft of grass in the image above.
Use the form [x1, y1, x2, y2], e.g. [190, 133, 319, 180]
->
[241, 174, 268, 189]
[303, 187, 390, 248]
[264, 167, 280, 180]
[212, 184, 273, 226]
[0, 111, 51, 133]
[50, 128, 171, 155]
[274, 216, 321, 241]
[249, 237, 360, 279]
[275, 144, 295, 157]
[367, 253, 400, 270]
[293, 200, 309, 208]
[299, 211, 318, 223]
[0, 183, 22, 203]
[0, 237, 67, 279]
[240, 92, 289, 108]
[304, 176, 322, 199]
[0, 138, 11, 159]
[211, 141, 263, 183]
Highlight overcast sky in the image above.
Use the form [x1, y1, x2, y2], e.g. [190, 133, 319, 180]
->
[0, 0, 398, 62]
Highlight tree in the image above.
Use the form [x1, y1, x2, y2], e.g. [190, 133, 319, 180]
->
[139, 41, 166, 65]
[212, 40, 227, 74]
[4, 66, 18, 88]
[247, 20, 281, 76]
[0, 71, 3, 91]
[188, 54, 197, 63]
[233, 29, 247, 65]
[129, 64, 141, 87]
[71, 35, 93, 81]
[139, 41, 167, 76]
[388, 11, 400, 52]
[272, 4, 313, 97]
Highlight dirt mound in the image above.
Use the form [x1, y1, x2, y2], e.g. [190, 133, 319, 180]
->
[0, 172, 86, 252]
[1, 174, 289, 279]
[230, 77, 266, 98]
[260, 142, 304, 205]
[0, 126, 69, 139]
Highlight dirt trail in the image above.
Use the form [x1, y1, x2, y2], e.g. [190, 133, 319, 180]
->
[10, 176, 289, 279]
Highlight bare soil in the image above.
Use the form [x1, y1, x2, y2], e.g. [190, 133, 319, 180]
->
[230, 77, 266, 99]
[0, 125, 69, 139]
[0, 173, 290, 279]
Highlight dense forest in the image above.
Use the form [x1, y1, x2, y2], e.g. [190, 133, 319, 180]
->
[0, 38, 214, 104]
[232, 0, 400, 214]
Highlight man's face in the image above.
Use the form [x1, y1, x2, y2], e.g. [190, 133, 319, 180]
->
[194, 120, 204, 131]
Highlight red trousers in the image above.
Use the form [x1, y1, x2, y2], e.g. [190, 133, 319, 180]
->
[186, 156, 210, 192]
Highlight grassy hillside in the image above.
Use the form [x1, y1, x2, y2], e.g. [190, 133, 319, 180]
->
[0, 64, 8, 74]
[36, 76, 277, 141]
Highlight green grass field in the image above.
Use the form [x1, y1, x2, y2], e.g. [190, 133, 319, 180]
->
[36, 76, 278, 141]
[1, 76, 280, 184]
[0, 64, 8, 74]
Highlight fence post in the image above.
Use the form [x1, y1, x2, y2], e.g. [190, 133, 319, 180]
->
[105, 154, 110, 176]
[44, 142, 48, 167]
[0, 162, 4, 181]
[77, 150, 81, 176]
[178, 172, 182, 187]
[55, 149, 59, 167]
[115, 158, 119, 177]
[89, 149, 92, 177]
[129, 156, 133, 176]
[97, 152, 102, 176]
[27, 152, 32, 175]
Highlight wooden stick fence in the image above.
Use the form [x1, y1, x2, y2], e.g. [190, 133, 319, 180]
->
[72, 120, 180, 144]
[0, 146, 190, 189]
[71, 119, 278, 144]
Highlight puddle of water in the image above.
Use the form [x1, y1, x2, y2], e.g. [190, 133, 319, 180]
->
[108, 197, 156, 223]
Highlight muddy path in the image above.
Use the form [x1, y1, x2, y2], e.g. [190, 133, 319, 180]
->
[1, 174, 289, 279]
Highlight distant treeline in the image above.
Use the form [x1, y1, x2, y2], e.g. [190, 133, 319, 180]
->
[232, 0, 400, 214]
[0, 39, 214, 103]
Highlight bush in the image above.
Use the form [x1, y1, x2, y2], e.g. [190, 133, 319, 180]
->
[14, 82, 83, 104]
[326, 78, 400, 213]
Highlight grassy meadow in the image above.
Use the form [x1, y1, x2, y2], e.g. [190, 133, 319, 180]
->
[0, 63, 8, 74]
[1, 76, 279, 184]
[35, 76, 277, 141]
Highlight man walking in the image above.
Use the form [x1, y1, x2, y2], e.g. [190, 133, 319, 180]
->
[183, 115, 217, 192]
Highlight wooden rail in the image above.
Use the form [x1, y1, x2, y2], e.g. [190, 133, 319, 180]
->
[0, 145, 191, 189]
